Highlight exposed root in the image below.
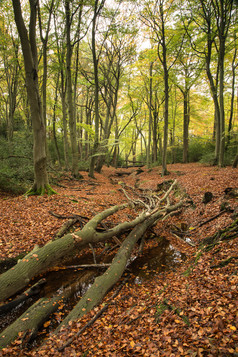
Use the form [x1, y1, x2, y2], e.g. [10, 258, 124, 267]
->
[25, 184, 57, 196]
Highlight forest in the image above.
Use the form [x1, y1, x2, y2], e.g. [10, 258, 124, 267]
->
[0, 0, 238, 356]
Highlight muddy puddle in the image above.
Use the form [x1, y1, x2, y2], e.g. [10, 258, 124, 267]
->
[129, 237, 186, 283]
[0, 237, 186, 334]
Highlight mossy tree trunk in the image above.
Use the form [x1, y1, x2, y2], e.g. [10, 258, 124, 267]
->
[11, 0, 54, 195]
[0, 203, 156, 301]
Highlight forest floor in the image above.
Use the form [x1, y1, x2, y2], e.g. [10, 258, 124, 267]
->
[0, 163, 237, 357]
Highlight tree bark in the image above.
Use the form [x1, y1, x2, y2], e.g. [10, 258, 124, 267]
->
[0, 291, 70, 349]
[89, 0, 105, 178]
[11, 0, 54, 195]
[65, 0, 81, 178]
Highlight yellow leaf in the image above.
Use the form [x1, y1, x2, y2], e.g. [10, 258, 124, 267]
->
[229, 325, 236, 331]
[43, 321, 50, 328]
[130, 340, 135, 348]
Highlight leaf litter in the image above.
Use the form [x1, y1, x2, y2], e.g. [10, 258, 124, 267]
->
[0, 163, 237, 356]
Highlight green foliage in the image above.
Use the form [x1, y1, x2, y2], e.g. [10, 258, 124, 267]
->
[0, 133, 33, 194]
[78, 160, 90, 171]
[47, 137, 66, 166]
[224, 138, 238, 166]
[167, 146, 183, 164]
[189, 137, 215, 163]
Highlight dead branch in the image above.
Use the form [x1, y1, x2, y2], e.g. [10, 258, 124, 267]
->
[0, 279, 46, 315]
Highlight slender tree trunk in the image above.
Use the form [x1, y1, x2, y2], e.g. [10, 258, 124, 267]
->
[147, 62, 153, 168]
[89, 0, 104, 178]
[183, 89, 189, 163]
[159, 4, 169, 176]
[52, 74, 61, 166]
[218, 36, 225, 167]
[162, 67, 169, 175]
[227, 46, 237, 146]
[65, 0, 82, 178]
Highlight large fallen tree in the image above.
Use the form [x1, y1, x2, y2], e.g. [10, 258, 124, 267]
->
[0, 180, 186, 349]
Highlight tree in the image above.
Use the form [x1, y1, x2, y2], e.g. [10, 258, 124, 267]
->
[89, 0, 106, 178]
[212, 0, 234, 167]
[172, 42, 202, 163]
[65, 0, 84, 178]
[183, 0, 234, 166]
[141, 0, 182, 175]
[95, 23, 137, 172]
[0, 1, 21, 142]
[38, 0, 55, 127]
[11, 0, 55, 195]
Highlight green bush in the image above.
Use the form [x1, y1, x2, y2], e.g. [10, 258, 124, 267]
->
[0, 133, 34, 194]
[189, 137, 215, 163]
[47, 137, 66, 166]
[167, 145, 183, 164]
[224, 138, 238, 166]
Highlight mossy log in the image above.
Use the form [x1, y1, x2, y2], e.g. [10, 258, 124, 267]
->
[55, 201, 183, 332]
[0, 203, 157, 302]
[0, 181, 184, 349]
[0, 291, 70, 349]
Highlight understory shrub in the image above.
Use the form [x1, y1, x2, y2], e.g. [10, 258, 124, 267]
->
[0, 133, 33, 193]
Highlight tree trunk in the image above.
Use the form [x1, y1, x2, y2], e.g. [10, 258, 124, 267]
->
[218, 36, 225, 167]
[183, 89, 190, 163]
[147, 62, 153, 168]
[65, 0, 81, 178]
[227, 40, 237, 146]
[11, 0, 54, 195]
[89, 0, 105, 178]
[233, 153, 238, 168]
[159, 4, 169, 176]
[52, 74, 62, 166]
[56, 203, 178, 332]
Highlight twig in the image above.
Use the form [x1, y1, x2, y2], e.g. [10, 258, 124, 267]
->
[49, 211, 89, 221]
[89, 243, 97, 264]
[63, 263, 111, 269]
[196, 210, 227, 229]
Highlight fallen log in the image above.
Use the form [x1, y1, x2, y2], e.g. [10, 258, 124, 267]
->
[0, 290, 70, 349]
[0, 180, 185, 350]
[0, 278, 46, 315]
[58, 276, 130, 352]
[0, 203, 144, 301]
[0, 181, 180, 302]
[55, 200, 183, 333]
